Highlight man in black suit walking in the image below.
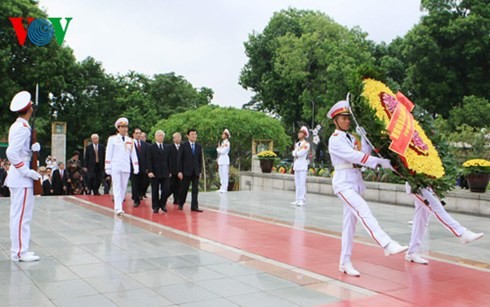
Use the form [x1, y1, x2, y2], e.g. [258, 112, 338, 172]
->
[51, 162, 68, 195]
[147, 130, 171, 213]
[177, 128, 203, 212]
[169, 132, 182, 205]
[131, 127, 148, 207]
[84, 134, 105, 195]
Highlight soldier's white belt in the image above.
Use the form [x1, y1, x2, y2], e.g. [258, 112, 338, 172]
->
[334, 163, 355, 170]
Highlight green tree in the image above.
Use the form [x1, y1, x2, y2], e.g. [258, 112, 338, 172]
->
[448, 96, 490, 129]
[240, 8, 375, 131]
[395, 0, 490, 118]
[151, 105, 290, 169]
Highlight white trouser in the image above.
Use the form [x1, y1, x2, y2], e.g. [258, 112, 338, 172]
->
[337, 189, 392, 265]
[408, 188, 466, 254]
[294, 170, 307, 202]
[112, 170, 130, 212]
[218, 164, 229, 191]
[9, 187, 34, 259]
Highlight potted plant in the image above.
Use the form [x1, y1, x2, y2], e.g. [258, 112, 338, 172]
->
[257, 150, 277, 173]
[462, 159, 490, 193]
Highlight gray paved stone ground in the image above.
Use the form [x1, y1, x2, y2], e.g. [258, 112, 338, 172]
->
[0, 196, 340, 307]
[0, 189, 488, 306]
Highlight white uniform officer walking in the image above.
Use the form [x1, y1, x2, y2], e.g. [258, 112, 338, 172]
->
[327, 100, 407, 277]
[105, 118, 139, 215]
[216, 129, 230, 193]
[5, 91, 42, 262]
[405, 185, 483, 264]
[291, 126, 310, 206]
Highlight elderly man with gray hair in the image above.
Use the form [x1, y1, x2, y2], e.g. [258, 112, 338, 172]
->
[84, 133, 105, 195]
[147, 130, 172, 213]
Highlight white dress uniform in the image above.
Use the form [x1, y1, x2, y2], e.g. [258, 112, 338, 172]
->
[405, 185, 483, 263]
[105, 118, 139, 215]
[216, 129, 231, 193]
[5, 91, 42, 262]
[327, 100, 407, 276]
[292, 126, 310, 206]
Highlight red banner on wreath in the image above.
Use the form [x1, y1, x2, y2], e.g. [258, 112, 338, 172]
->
[387, 103, 414, 156]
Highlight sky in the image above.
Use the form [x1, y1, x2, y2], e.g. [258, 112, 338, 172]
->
[38, 0, 423, 108]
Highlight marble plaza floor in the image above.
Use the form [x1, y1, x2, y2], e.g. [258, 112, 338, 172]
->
[0, 190, 489, 306]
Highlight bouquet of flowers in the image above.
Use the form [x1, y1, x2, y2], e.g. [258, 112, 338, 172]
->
[350, 78, 455, 196]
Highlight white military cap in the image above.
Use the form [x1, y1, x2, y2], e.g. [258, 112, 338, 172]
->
[223, 129, 231, 138]
[326, 100, 351, 119]
[10, 91, 32, 112]
[299, 126, 309, 138]
[114, 117, 129, 128]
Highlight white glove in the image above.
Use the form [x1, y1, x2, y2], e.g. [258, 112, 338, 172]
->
[355, 126, 367, 136]
[405, 182, 412, 194]
[26, 169, 42, 181]
[379, 158, 394, 170]
[105, 168, 111, 176]
[133, 167, 139, 175]
[31, 142, 41, 152]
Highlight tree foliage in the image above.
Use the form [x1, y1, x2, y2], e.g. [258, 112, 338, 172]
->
[448, 95, 490, 129]
[151, 106, 290, 167]
[240, 8, 375, 131]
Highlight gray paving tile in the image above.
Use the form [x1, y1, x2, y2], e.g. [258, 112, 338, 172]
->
[104, 288, 174, 307]
[235, 273, 298, 291]
[206, 262, 261, 277]
[227, 291, 300, 307]
[180, 298, 239, 307]
[83, 273, 144, 293]
[196, 278, 260, 297]
[128, 268, 187, 287]
[53, 294, 117, 307]
[170, 266, 227, 281]
[36, 279, 98, 300]
[152, 281, 219, 304]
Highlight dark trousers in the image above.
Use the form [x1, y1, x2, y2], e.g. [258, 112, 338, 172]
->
[179, 174, 199, 210]
[141, 173, 150, 196]
[131, 173, 142, 203]
[170, 174, 181, 204]
[151, 177, 170, 210]
[88, 163, 103, 194]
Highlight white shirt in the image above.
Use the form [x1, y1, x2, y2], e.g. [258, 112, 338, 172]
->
[105, 134, 139, 173]
[292, 140, 310, 171]
[328, 129, 383, 194]
[216, 139, 230, 165]
[5, 118, 33, 188]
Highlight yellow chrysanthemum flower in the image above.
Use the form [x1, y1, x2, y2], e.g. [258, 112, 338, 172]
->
[361, 78, 445, 178]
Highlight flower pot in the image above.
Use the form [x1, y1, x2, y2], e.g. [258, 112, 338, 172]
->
[260, 159, 274, 173]
[466, 173, 490, 193]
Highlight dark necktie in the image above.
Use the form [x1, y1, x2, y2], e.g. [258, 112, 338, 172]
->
[159, 144, 163, 151]
[122, 136, 125, 142]
[346, 134, 352, 142]
[191, 143, 195, 155]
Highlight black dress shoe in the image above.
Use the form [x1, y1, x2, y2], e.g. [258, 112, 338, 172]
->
[153, 209, 159, 214]
[133, 202, 140, 208]
[178, 206, 183, 210]
[191, 208, 203, 212]
[161, 207, 168, 213]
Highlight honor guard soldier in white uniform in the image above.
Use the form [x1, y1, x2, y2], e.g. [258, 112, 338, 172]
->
[405, 184, 483, 264]
[105, 118, 139, 215]
[327, 100, 408, 277]
[216, 129, 231, 193]
[5, 91, 42, 262]
[291, 126, 310, 206]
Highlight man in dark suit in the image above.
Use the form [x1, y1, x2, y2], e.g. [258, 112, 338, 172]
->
[177, 128, 203, 212]
[84, 134, 105, 195]
[169, 132, 182, 205]
[131, 127, 148, 207]
[51, 162, 68, 195]
[147, 130, 171, 213]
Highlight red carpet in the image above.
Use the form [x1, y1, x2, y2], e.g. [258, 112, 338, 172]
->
[75, 194, 490, 306]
